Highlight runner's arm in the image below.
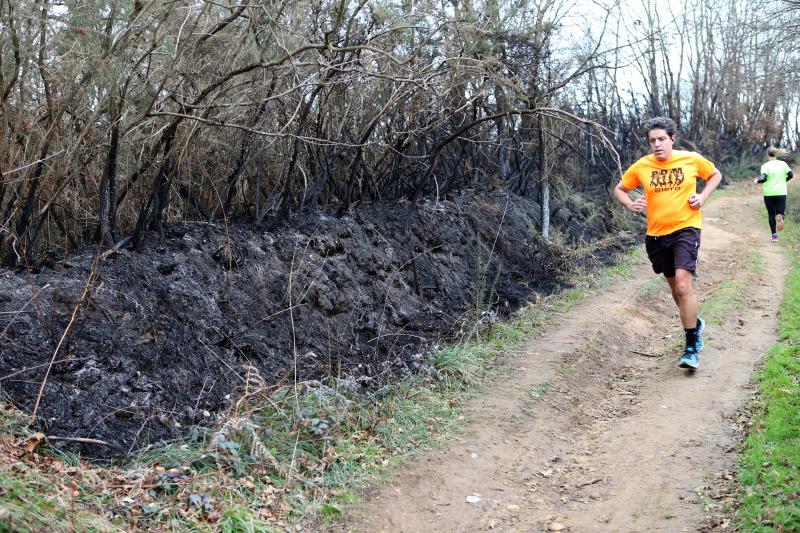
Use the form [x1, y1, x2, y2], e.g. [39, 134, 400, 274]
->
[700, 169, 722, 202]
[787, 170, 794, 182]
[756, 173, 767, 183]
[690, 169, 722, 210]
[613, 182, 646, 213]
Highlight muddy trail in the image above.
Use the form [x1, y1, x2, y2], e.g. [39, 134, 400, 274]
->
[335, 181, 785, 533]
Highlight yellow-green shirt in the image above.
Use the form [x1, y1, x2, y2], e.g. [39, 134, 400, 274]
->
[760, 159, 791, 196]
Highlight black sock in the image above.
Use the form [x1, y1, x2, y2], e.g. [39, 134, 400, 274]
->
[685, 327, 698, 350]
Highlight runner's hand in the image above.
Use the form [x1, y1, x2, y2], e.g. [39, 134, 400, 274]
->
[629, 197, 647, 213]
[688, 194, 703, 210]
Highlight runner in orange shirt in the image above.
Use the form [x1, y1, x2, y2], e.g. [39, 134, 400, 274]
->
[614, 117, 722, 370]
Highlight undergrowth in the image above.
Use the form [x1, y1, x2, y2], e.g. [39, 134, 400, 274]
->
[719, 152, 764, 182]
[700, 250, 764, 326]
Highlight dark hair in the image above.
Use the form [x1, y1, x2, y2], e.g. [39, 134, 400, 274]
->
[767, 146, 778, 157]
[643, 117, 676, 138]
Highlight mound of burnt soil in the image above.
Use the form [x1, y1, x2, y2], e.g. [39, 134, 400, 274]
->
[0, 191, 636, 459]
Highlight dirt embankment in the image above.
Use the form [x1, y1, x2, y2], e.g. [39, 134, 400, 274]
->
[0, 191, 634, 459]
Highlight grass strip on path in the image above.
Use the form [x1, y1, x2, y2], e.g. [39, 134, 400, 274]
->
[735, 190, 800, 532]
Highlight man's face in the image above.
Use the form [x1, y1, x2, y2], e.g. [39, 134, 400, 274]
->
[647, 128, 674, 161]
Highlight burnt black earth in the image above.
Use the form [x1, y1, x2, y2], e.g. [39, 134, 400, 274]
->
[0, 191, 634, 460]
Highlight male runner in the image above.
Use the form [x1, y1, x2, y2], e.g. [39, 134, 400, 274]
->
[614, 117, 722, 369]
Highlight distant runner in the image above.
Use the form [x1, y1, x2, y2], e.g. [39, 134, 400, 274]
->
[754, 147, 793, 242]
[614, 117, 722, 370]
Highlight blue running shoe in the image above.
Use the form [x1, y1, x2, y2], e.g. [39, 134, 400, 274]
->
[679, 347, 699, 369]
[695, 316, 705, 352]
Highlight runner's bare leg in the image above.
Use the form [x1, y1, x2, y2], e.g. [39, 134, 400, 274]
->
[666, 268, 698, 329]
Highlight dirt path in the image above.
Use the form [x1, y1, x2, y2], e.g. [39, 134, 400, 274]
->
[334, 182, 786, 533]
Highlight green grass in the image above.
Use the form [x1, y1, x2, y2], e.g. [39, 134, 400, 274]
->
[519, 380, 551, 418]
[735, 191, 800, 532]
[701, 279, 747, 325]
[699, 250, 763, 326]
[219, 507, 279, 533]
[746, 250, 765, 273]
[638, 275, 665, 297]
[317, 502, 343, 522]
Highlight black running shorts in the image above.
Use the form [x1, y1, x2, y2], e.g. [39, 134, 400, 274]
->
[644, 227, 701, 277]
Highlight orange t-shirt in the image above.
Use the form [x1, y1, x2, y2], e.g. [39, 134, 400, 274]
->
[620, 150, 716, 236]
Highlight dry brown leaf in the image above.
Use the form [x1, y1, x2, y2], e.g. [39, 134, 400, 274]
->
[325, 445, 337, 463]
[21, 433, 45, 454]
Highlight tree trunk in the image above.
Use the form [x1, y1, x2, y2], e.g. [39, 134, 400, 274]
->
[99, 110, 120, 246]
[538, 116, 549, 240]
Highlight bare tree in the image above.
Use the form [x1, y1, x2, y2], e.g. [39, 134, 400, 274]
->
[1, 0, 798, 266]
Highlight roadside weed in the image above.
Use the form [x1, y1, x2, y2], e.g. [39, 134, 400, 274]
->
[700, 279, 747, 325]
[746, 250, 765, 273]
[637, 276, 664, 298]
